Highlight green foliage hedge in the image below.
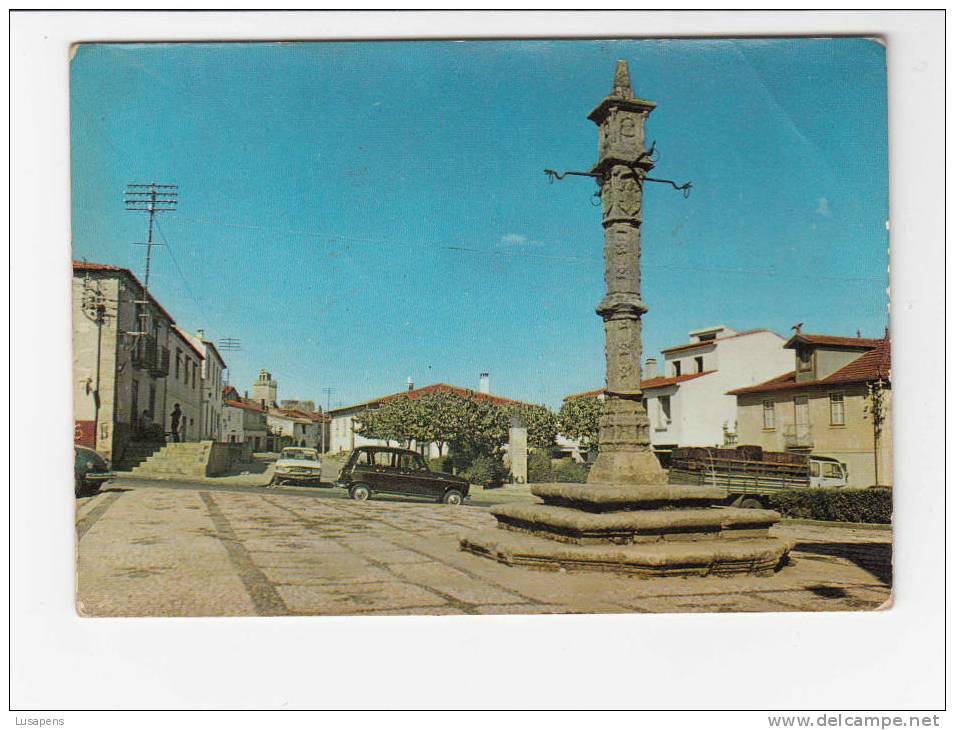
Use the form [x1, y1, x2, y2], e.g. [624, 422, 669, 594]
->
[768, 488, 892, 524]
[553, 458, 589, 483]
[427, 456, 454, 474]
[527, 450, 553, 483]
[526, 453, 589, 484]
[464, 455, 509, 486]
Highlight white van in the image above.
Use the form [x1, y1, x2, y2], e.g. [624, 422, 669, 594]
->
[809, 456, 849, 489]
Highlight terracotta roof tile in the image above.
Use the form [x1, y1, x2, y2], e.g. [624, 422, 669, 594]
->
[641, 370, 716, 389]
[785, 333, 883, 349]
[563, 387, 607, 402]
[330, 383, 534, 413]
[73, 260, 177, 325]
[728, 338, 890, 395]
[224, 399, 267, 413]
[563, 370, 715, 401]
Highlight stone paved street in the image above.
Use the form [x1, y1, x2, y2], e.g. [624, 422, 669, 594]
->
[76, 482, 892, 616]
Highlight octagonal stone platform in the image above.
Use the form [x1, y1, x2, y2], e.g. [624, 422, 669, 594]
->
[460, 482, 792, 578]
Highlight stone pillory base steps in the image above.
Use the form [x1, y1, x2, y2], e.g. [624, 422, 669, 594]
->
[459, 483, 793, 577]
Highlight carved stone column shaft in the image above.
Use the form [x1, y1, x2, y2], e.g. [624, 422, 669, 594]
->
[585, 62, 665, 485]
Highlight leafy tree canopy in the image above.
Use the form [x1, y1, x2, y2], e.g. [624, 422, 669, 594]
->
[558, 395, 605, 450]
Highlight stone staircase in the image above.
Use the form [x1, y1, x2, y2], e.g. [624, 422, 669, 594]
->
[115, 440, 167, 472]
[124, 441, 217, 479]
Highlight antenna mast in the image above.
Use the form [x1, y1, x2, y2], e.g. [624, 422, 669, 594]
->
[124, 182, 178, 336]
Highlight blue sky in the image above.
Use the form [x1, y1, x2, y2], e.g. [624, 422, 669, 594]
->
[70, 38, 888, 410]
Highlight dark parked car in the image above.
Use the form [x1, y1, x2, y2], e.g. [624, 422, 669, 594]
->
[336, 446, 470, 504]
[74, 446, 114, 497]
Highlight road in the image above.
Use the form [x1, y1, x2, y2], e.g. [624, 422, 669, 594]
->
[76, 478, 892, 617]
[103, 474, 537, 508]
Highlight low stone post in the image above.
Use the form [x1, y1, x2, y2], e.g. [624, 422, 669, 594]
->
[508, 416, 528, 485]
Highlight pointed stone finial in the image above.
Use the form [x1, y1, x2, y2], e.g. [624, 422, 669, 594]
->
[613, 59, 633, 99]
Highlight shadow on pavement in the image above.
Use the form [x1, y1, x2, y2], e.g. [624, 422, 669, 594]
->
[794, 541, 893, 586]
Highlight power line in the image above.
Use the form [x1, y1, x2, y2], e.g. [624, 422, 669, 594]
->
[172, 213, 884, 285]
[444, 245, 886, 284]
[154, 216, 201, 310]
[124, 181, 177, 340]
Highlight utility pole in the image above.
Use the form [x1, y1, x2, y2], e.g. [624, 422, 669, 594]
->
[124, 183, 177, 337]
[320, 387, 336, 454]
[80, 275, 114, 449]
[217, 338, 241, 388]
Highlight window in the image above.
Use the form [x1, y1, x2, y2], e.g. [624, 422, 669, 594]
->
[192, 362, 198, 389]
[796, 346, 813, 373]
[829, 393, 845, 426]
[823, 462, 842, 479]
[694, 356, 704, 373]
[373, 450, 394, 468]
[673, 361, 682, 376]
[658, 395, 672, 424]
[399, 452, 426, 471]
[810, 461, 820, 477]
[794, 396, 810, 427]
[175, 349, 182, 379]
[762, 400, 776, 430]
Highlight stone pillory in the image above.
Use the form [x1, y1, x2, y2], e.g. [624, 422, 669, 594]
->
[460, 61, 792, 577]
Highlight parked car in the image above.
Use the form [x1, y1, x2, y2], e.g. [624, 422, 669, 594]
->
[74, 446, 114, 497]
[336, 446, 470, 504]
[270, 447, 323, 486]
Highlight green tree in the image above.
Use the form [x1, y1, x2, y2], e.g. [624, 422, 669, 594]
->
[863, 372, 889, 487]
[558, 395, 604, 451]
[354, 397, 417, 446]
[506, 404, 559, 449]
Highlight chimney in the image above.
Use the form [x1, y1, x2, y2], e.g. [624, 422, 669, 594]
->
[479, 372, 489, 394]
[644, 358, 657, 379]
[407, 376, 414, 391]
[197, 328, 205, 340]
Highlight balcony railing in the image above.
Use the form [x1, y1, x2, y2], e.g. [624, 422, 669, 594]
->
[782, 424, 813, 449]
[131, 335, 170, 378]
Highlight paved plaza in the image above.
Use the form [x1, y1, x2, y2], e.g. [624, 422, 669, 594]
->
[76, 482, 892, 617]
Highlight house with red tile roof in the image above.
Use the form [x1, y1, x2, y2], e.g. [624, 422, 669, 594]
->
[222, 386, 269, 452]
[328, 378, 535, 457]
[728, 333, 891, 487]
[562, 326, 792, 463]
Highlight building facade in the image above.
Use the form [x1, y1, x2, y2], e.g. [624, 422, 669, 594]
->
[165, 326, 204, 443]
[181, 329, 227, 441]
[267, 409, 322, 451]
[641, 326, 793, 460]
[561, 326, 793, 464]
[222, 385, 269, 452]
[72, 261, 204, 462]
[729, 333, 891, 488]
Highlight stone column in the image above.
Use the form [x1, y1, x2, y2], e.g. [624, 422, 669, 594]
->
[586, 60, 665, 485]
[508, 421, 528, 485]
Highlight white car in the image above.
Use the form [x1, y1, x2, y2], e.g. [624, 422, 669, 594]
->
[270, 447, 323, 486]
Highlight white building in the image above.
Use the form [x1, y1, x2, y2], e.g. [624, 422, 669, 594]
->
[180, 328, 227, 442]
[267, 408, 323, 450]
[641, 326, 793, 461]
[222, 401, 245, 444]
